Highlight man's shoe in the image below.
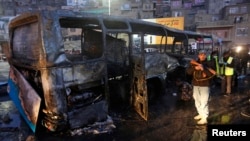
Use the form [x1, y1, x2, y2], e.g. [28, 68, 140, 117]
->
[194, 115, 202, 120]
[223, 94, 230, 97]
[241, 110, 250, 118]
[197, 118, 207, 125]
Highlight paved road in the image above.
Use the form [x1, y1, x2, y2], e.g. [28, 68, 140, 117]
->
[1, 61, 250, 141]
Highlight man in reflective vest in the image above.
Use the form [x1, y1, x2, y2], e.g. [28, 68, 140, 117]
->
[212, 52, 220, 77]
[208, 51, 222, 86]
[221, 50, 235, 96]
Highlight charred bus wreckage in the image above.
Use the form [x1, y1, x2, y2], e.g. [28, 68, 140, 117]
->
[2, 10, 212, 135]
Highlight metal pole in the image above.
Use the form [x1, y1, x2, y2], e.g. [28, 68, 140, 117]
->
[109, 0, 111, 15]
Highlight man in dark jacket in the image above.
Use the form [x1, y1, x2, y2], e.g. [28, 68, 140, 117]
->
[186, 50, 216, 125]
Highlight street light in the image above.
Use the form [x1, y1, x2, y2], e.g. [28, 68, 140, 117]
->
[74, 0, 78, 11]
[236, 46, 242, 53]
[109, 0, 111, 15]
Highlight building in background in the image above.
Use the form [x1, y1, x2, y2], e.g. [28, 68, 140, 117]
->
[196, 2, 250, 53]
[0, 0, 249, 52]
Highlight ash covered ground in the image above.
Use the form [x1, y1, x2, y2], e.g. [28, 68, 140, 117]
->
[1, 61, 250, 141]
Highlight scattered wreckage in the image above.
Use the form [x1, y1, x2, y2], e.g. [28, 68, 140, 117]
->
[2, 9, 212, 135]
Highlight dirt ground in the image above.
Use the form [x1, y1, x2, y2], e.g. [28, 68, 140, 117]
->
[1, 61, 250, 141]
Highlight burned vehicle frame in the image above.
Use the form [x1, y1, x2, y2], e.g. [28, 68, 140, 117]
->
[2, 10, 212, 134]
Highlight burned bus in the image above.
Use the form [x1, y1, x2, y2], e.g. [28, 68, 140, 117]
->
[2, 10, 212, 134]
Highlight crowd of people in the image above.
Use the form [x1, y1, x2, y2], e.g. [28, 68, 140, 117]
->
[174, 47, 250, 124]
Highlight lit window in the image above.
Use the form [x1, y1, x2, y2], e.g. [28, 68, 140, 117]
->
[229, 7, 239, 14]
[236, 28, 248, 36]
[240, 6, 247, 14]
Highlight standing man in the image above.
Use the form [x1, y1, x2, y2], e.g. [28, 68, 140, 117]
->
[221, 50, 235, 96]
[186, 50, 216, 125]
[239, 47, 249, 75]
[208, 50, 221, 87]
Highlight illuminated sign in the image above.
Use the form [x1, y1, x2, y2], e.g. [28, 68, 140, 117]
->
[143, 17, 184, 30]
[143, 17, 184, 44]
